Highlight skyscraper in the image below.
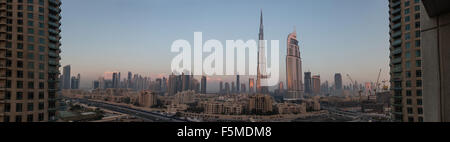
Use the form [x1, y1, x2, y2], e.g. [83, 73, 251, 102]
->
[219, 81, 223, 94]
[256, 10, 269, 94]
[312, 75, 321, 95]
[249, 78, 255, 93]
[334, 73, 343, 96]
[389, 0, 423, 122]
[0, 0, 62, 122]
[201, 76, 207, 94]
[304, 72, 312, 95]
[286, 28, 303, 99]
[63, 65, 71, 89]
[236, 75, 240, 93]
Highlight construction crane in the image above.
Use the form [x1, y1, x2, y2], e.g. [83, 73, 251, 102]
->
[346, 74, 362, 97]
[373, 69, 382, 95]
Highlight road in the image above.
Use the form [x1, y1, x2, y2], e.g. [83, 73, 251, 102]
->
[70, 98, 188, 122]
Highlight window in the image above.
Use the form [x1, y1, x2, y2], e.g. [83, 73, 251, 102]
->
[405, 16, 410, 22]
[27, 103, 34, 111]
[28, 92, 34, 100]
[406, 80, 412, 87]
[17, 81, 23, 89]
[406, 90, 412, 96]
[4, 103, 11, 112]
[406, 61, 411, 69]
[417, 90, 422, 96]
[416, 70, 422, 78]
[16, 92, 23, 100]
[28, 72, 34, 79]
[407, 107, 413, 114]
[416, 50, 421, 57]
[16, 103, 23, 112]
[28, 81, 34, 89]
[27, 115, 33, 122]
[405, 24, 411, 31]
[38, 102, 44, 110]
[417, 99, 423, 105]
[17, 71, 23, 78]
[417, 80, 422, 87]
[418, 108, 423, 115]
[405, 52, 411, 59]
[406, 71, 412, 78]
[407, 99, 412, 105]
[16, 116, 22, 122]
[405, 8, 410, 14]
[38, 113, 44, 121]
[416, 60, 422, 67]
[416, 40, 421, 47]
[39, 92, 44, 99]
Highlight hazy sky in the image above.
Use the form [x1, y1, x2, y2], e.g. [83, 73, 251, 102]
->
[60, 0, 390, 90]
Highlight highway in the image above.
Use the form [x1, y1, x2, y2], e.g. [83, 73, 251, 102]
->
[70, 98, 188, 122]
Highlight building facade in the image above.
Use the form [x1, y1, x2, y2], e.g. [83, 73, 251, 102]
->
[389, 0, 424, 122]
[286, 28, 303, 99]
[0, 0, 62, 122]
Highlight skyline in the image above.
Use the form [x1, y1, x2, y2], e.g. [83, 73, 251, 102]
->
[59, 0, 390, 89]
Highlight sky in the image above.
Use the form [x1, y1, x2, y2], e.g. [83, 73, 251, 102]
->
[59, 0, 391, 91]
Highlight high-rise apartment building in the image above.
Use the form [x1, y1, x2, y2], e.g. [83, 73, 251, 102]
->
[201, 76, 206, 94]
[0, 0, 62, 122]
[62, 65, 70, 89]
[334, 73, 343, 96]
[286, 28, 303, 99]
[312, 75, 321, 95]
[304, 72, 312, 95]
[389, 0, 423, 122]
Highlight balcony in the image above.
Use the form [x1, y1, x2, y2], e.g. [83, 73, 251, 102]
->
[49, 44, 59, 50]
[391, 8, 401, 15]
[392, 39, 402, 47]
[48, 21, 60, 27]
[391, 1, 401, 8]
[49, 36, 58, 42]
[392, 23, 402, 30]
[49, 0, 62, 6]
[48, 29, 59, 35]
[48, 60, 60, 66]
[392, 48, 402, 55]
[49, 52, 59, 58]
[392, 31, 402, 39]
[392, 15, 402, 22]
[392, 58, 402, 64]
[392, 66, 402, 73]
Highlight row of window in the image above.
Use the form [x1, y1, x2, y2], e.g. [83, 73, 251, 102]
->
[6, 26, 47, 36]
[3, 102, 45, 113]
[405, 60, 422, 69]
[405, 80, 422, 88]
[406, 70, 422, 78]
[6, 0, 45, 5]
[5, 60, 46, 70]
[6, 70, 46, 79]
[4, 91, 46, 100]
[6, 51, 47, 61]
[407, 107, 423, 115]
[3, 113, 45, 122]
[4, 80, 46, 89]
[5, 11, 45, 21]
[404, 50, 421, 58]
[4, 34, 47, 44]
[406, 98, 423, 105]
[393, 89, 422, 97]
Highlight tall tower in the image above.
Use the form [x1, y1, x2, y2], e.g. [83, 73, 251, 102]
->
[304, 72, 312, 95]
[389, 0, 423, 122]
[286, 28, 303, 99]
[257, 10, 269, 94]
[63, 65, 71, 89]
[236, 75, 240, 93]
[0, 0, 62, 122]
[334, 73, 343, 96]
